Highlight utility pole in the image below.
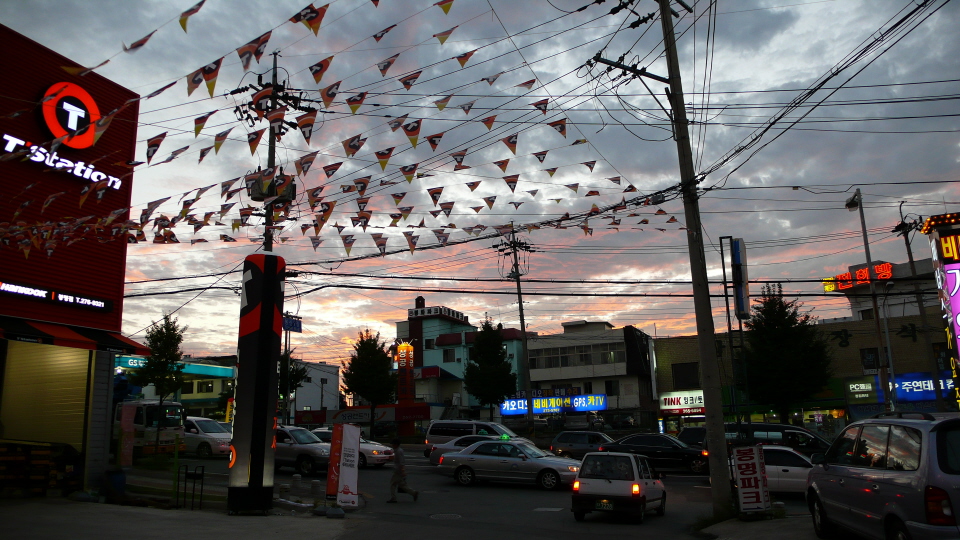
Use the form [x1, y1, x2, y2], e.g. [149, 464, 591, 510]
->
[847, 189, 893, 409]
[263, 52, 279, 253]
[656, 0, 731, 515]
[497, 225, 535, 424]
[894, 209, 945, 411]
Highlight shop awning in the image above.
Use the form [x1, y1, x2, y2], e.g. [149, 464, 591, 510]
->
[0, 316, 149, 355]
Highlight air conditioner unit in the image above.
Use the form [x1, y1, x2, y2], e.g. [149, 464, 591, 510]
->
[248, 178, 297, 203]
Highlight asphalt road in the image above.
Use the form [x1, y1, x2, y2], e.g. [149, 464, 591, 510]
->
[174, 451, 813, 539]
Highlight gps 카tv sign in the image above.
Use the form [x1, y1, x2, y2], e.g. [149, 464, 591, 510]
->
[0, 24, 139, 332]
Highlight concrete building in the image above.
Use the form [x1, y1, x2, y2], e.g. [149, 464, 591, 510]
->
[527, 321, 658, 429]
[293, 361, 339, 413]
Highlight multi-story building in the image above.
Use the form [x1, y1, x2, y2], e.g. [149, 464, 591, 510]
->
[527, 320, 658, 429]
[394, 296, 525, 418]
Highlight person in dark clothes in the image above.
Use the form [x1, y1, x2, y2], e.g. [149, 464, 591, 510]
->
[387, 438, 419, 503]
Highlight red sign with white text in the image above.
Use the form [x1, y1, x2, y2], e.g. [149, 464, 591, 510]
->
[0, 24, 139, 332]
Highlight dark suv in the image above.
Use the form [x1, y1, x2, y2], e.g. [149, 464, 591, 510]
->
[550, 431, 613, 459]
[600, 433, 708, 473]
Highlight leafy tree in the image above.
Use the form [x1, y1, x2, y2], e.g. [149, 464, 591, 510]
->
[279, 350, 310, 423]
[128, 314, 186, 451]
[341, 330, 397, 437]
[743, 284, 833, 423]
[464, 319, 518, 420]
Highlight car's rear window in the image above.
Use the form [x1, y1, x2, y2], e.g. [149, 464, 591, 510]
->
[937, 423, 960, 475]
[580, 455, 635, 481]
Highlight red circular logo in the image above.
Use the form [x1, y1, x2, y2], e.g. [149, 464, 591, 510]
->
[41, 82, 101, 149]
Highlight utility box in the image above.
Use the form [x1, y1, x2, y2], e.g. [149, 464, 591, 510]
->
[248, 179, 296, 203]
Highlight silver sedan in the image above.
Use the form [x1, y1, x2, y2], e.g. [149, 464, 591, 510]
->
[437, 440, 581, 490]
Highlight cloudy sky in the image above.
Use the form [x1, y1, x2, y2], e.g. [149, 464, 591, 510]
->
[3, 0, 958, 364]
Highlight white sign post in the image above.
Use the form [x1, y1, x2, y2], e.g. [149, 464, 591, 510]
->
[732, 445, 771, 513]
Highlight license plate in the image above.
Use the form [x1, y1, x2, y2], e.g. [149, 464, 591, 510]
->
[595, 501, 614, 511]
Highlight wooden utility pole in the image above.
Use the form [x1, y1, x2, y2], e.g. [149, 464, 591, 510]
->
[657, 0, 732, 514]
[263, 52, 279, 253]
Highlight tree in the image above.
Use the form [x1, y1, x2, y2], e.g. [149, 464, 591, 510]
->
[341, 330, 397, 437]
[128, 314, 187, 452]
[464, 319, 518, 420]
[279, 350, 309, 423]
[743, 284, 833, 423]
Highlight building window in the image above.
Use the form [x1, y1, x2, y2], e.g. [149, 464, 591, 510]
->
[197, 381, 214, 393]
[222, 380, 234, 392]
[181, 381, 194, 394]
[859, 308, 875, 320]
[425, 339, 436, 350]
[443, 349, 456, 363]
[672, 362, 700, 390]
[583, 381, 593, 394]
[605, 380, 619, 396]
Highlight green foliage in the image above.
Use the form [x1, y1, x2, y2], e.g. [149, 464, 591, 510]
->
[464, 319, 518, 420]
[128, 314, 186, 403]
[128, 314, 187, 451]
[341, 330, 397, 432]
[743, 284, 833, 422]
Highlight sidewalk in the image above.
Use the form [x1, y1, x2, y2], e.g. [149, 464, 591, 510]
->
[0, 498, 350, 540]
[701, 515, 819, 540]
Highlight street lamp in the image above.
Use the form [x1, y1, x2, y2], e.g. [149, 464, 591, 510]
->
[881, 281, 898, 411]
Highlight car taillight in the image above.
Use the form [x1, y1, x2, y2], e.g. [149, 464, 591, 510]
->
[632, 484, 640, 496]
[573, 480, 579, 491]
[438, 455, 444, 465]
[549, 445, 554, 451]
[702, 449, 709, 457]
[597, 446, 604, 452]
[424, 439, 429, 445]
[926, 485, 956, 526]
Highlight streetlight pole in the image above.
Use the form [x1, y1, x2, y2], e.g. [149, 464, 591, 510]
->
[846, 189, 893, 409]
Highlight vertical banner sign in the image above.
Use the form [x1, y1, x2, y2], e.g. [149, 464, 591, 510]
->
[228, 253, 285, 514]
[732, 238, 750, 320]
[396, 342, 415, 402]
[225, 398, 235, 423]
[337, 424, 361, 507]
[929, 224, 960, 408]
[733, 445, 771, 512]
[326, 423, 344, 503]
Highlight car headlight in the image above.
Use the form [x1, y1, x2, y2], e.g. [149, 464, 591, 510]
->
[567, 466, 580, 473]
[371, 450, 381, 455]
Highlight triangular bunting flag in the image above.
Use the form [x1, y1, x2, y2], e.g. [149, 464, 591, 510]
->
[493, 159, 509, 172]
[547, 118, 567, 137]
[427, 186, 444, 206]
[399, 163, 419, 182]
[402, 119, 421, 148]
[290, 3, 329, 35]
[346, 92, 367, 114]
[236, 31, 272, 71]
[322, 162, 343, 177]
[145, 132, 167, 164]
[582, 161, 596, 172]
[296, 111, 318, 144]
[309, 56, 334, 84]
[454, 49, 476, 67]
[399, 71, 422, 90]
[433, 95, 452, 111]
[533, 150, 548, 163]
[515, 79, 535, 90]
[201, 57, 224, 97]
[387, 114, 409, 132]
[530, 98, 548, 114]
[435, 0, 454, 14]
[342, 135, 367, 156]
[501, 133, 518, 154]
[373, 24, 396, 42]
[193, 110, 216, 137]
[480, 72, 503, 85]
[376, 147, 395, 170]
[465, 181, 481, 191]
[480, 115, 496, 130]
[247, 129, 265, 155]
[503, 174, 519, 192]
[483, 195, 497, 209]
[123, 30, 157, 53]
[377, 54, 400, 76]
[458, 100, 476, 114]
[214, 127, 233, 153]
[433, 26, 457, 45]
[426, 132, 445, 151]
[544, 167, 558, 176]
[439, 201, 455, 217]
[179, 0, 205, 32]
[321, 81, 340, 108]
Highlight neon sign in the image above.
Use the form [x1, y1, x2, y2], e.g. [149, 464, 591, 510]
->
[822, 262, 893, 292]
[2, 134, 122, 190]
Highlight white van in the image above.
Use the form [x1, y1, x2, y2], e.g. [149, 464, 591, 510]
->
[571, 451, 666, 522]
[183, 416, 231, 458]
[423, 420, 521, 457]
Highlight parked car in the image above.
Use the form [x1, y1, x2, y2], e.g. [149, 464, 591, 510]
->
[727, 445, 812, 493]
[807, 412, 960, 540]
[725, 422, 831, 456]
[571, 451, 666, 523]
[600, 433, 708, 473]
[428, 434, 498, 465]
[423, 420, 520, 457]
[183, 416, 231, 458]
[274, 426, 330, 475]
[437, 439, 581, 490]
[677, 426, 706, 447]
[311, 428, 395, 468]
[604, 413, 637, 430]
[550, 431, 614, 459]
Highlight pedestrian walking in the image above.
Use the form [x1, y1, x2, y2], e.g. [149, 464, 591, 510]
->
[386, 438, 419, 503]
